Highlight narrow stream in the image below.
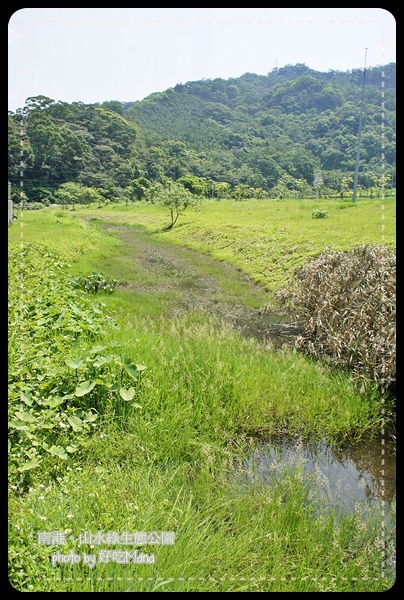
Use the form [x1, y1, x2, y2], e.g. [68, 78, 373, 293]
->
[232, 310, 303, 348]
[100, 222, 396, 520]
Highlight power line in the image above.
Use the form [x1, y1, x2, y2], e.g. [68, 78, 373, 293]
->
[8, 178, 81, 183]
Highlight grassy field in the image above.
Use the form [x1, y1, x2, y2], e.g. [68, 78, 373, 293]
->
[8, 197, 396, 592]
[79, 196, 395, 294]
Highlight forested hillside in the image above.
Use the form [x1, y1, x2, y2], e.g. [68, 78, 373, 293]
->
[8, 62, 395, 203]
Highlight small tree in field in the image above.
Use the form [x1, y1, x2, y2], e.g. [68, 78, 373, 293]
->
[147, 181, 201, 229]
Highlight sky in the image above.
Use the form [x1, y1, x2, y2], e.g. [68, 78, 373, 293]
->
[8, 7, 396, 113]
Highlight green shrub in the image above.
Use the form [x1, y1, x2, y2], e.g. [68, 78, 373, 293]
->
[312, 209, 329, 219]
[70, 272, 118, 293]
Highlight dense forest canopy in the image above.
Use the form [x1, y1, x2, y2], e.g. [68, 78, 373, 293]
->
[8, 62, 396, 203]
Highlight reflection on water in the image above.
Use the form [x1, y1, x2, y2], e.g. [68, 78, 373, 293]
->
[241, 433, 396, 511]
[233, 311, 302, 348]
[234, 314, 396, 513]
[237, 433, 396, 580]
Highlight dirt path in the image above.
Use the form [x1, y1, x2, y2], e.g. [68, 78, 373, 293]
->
[99, 222, 298, 345]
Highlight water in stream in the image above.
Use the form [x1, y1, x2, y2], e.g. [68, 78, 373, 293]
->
[232, 310, 303, 349]
[233, 311, 396, 515]
[241, 431, 396, 513]
[104, 222, 396, 523]
[238, 432, 396, 578]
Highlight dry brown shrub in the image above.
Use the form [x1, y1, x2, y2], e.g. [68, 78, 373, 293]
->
[274, 244, 396, 392]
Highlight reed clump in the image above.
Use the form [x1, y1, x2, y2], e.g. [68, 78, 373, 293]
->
[273, 244, 396, 393]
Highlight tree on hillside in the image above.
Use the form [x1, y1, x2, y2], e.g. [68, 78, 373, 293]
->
[176, 175, 208, 196]
[127, 177, 151, 204]
[53, 182, 105, 208]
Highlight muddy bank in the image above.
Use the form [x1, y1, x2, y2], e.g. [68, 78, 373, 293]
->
[100, 222, 299, 347]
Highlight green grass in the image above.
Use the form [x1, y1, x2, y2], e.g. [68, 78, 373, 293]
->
[8, 201, 396, 592]
[8, 207, 119, 263]
[10, 197, 395, 296]
[75, 196, 395, 294]
[9, 459, 395, 592]
[95, 312, 386, 445]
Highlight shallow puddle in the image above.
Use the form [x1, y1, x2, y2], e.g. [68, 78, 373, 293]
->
[232, 311, 302, 348]
[241, 432, 396, 512]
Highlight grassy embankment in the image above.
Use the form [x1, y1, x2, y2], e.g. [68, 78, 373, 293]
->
[81, 195, 395, 293]
[8, 197, 395, 592]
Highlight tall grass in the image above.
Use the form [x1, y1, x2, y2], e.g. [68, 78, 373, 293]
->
[8, 204, 395, 592]
[97, 311, 388, 445]
[9, 448, 395, 592]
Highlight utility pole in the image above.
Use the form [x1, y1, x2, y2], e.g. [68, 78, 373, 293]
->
[8, 180, 13, 225]
[314, 172, 323, 200]
[352, 48, 367, 203]
[390, 149, 395, 197]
